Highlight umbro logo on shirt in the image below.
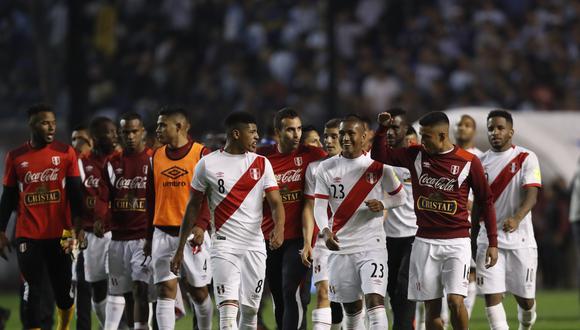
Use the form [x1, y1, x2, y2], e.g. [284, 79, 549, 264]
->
[161, 166, 188, 180]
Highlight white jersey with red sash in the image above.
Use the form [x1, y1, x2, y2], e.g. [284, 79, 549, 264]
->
[314, 154, 403, 254]
[477, 145, 542, 249]
[191, 150, 279, 252]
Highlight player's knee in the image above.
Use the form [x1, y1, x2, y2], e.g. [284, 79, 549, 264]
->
[343, 301, 363, 315]
[189, 286, 209, 303]
[365, 293, 384, 309]
[316, 283, 329, 302]
[518, 299, 535, 311]
[132, 281, 149, 300]
[240, 304, 258, 317]
[447, 294, 465, 311]
[156, 280, 177, 299]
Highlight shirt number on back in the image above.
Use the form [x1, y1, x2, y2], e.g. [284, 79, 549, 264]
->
[330, 184, 345, 199]
[218, 179, 226, 194]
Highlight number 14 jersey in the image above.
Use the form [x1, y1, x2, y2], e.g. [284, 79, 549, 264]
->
[191, 150, 279, 252]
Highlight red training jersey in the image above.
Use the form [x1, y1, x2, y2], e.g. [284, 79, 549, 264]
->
[371, 126, 497, 246]
[79, 151, 116, 232]
[258, 144, 326, 240]
[3, 141, 80, 239]
[101, 148, 153, 240]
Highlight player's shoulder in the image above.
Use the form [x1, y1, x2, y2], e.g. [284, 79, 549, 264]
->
[299, 144, 327, 160]
[7, 142, 31, 159]
[256, 144, 277, 157]
[513, 145, 535, 156]
[454, 146, 476, 162]
[49, 140, 73, 154]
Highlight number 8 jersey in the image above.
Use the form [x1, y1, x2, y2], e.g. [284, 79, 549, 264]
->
[314, 154, 405, 254]
[190, 150, 279, 252]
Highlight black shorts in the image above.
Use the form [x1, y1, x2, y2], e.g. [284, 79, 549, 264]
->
[16, 238, 74, 329]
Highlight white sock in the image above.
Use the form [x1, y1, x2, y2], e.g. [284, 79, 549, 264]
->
[485, 303, 509, 330]
[192, 296, 213, 330]
[367, 306, 388, 330]
[104, 295, 125, 330]
[134, 322, 148, 330]
[441, 299, 449, 329]
[415, 302, 426, 330]
[239, 304, 258, 330]
[465, 281, 477, 318]
[312, 307, 332, 330]
[92, 298, 107, 327]
[518, 302, 537, 330]
[156, 298, 176, 330]
[344, 310, 364, 330]
[218, 302, 239, 330]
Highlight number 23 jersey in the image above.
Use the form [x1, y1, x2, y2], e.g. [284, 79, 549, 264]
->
[191, 150, 279, 252]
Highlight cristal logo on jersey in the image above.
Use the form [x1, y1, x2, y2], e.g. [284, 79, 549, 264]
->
[418, 173, 456, 191]
[365, 172, 378, 184]
[25, 188, 61, 205]
[275, 168, 302, 184]
[249, 168, 261, 180]
[294, 157, 303, 166]
[52, 156, 60, 166]
[86, 196, 96, 209]
[161, 166, 188, 180]
[416, 195, 458, 215]
[115, 176, 147, 189]
[24, 168, 60, 184]
[450, 165, 460, 175]
[84, 175, 100, 188]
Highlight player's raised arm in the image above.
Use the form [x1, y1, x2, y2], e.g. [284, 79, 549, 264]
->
[470, 156, 498, 267]
[371, 111, 414, 168]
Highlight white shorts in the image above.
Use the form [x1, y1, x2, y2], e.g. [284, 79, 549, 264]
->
[211, 249, 266, 309]
[312, 239, 331, 285]
[328, 249, 388, 303]
[108, 239, 151, 295]
[84, 231, 111, 283]
[475, 246, 537, 299]
[151, 228, 212, 285]
[181, 231, 212, 287]
[408, 238, 471, 301]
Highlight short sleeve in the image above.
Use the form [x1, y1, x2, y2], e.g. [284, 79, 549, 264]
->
[314, 164, 330, 199]
[263, 158, 279, 192]
[304, 162, 317, 198]
[191, 158, 208, 193]
[67, 147, 81, 177]
[382, 165, 402, 195]
[2, 152, 16, 187]
[522, 152, 541, 188]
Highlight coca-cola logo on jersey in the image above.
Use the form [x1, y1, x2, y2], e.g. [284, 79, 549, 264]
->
[418, 173, 456, 192]
[115, 176, 147, 189]
[24, 168, 59, 184]
[84, 175, 100, 188]
[275, 169, 302, 184]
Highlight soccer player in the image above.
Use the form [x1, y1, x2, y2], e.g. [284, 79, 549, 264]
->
[474, 110, 541, 330]
[171, 111, 285, 330]
[301, 118, 344, 329]
[302, 125, 323, 148]
[371, 111, 499, 330]
[94, 113, 152, 330]
[258, 108, 326, 329]
[314, 116, 406, 329]
[454, 114, 483, 157]
[380, 108, 418, 329]
[146, 106, 213, 330]
[71, 125, 93, 158]
[77, 116, 119, 327]
[453, 114, 483, 319]
[0, 104, 83, 330]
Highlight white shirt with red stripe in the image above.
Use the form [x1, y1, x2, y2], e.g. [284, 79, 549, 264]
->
[384, 166, 417, 238]
[314, 154, 404, 254]
[477, 145, 542, 249]
[191, 150, 279, 252]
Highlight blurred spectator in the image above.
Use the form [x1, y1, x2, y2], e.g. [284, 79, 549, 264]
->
[1, 0, 579, 129]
